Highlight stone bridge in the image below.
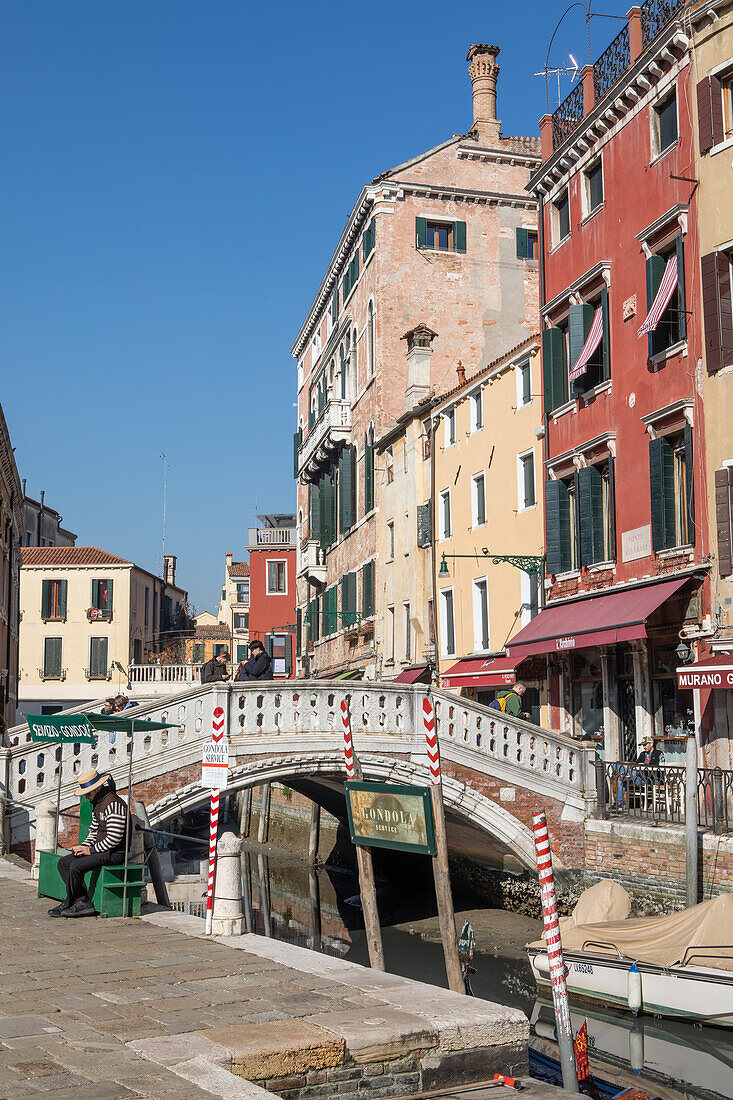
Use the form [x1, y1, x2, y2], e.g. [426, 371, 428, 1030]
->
[2, 683, 595, 875]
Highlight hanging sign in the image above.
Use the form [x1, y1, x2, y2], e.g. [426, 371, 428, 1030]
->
[344, 781, 436, 855]
[201, 740, 229, 789]
[25, 714, 96, 744]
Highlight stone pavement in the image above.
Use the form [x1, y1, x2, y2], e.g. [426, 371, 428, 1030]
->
[0, 859, 528, 1100]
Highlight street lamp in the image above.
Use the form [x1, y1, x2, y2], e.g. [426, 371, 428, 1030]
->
[439, 549, 545, 576]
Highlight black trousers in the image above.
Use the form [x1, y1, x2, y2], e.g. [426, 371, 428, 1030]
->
[57, 848, 125, 906]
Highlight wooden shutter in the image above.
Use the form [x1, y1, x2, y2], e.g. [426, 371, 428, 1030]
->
[542, 327, 563, 413]
[649, 437, 675, 552]
[702, 250, 733, 373]
[320, 474, 335, 551]
[676, 235, 687, 342]
[331, 288, 339, 324]
[416, 503, 432, 548]
[715, 467, 733, 577]
[90, 637, 108, 678]
[516, 227, 529, 259]
[339, 446, 355, 532]
[697, 74, 724, 155]
[569, 302, 594, 383]
[310, 480, 321, 542]
[294, 430, 301, 478]
[684, 425, 695, 545]
[415, 217, 427, 249]
[608, 456, 617, 561]
[354, 251, 359, 279]
[572, 470, 581, 566]
[296, 607, 302, 657]
[362, 561, 374, 617]
[454, 221, 467, 253]
[44, 637, 62, 678]
[578, 465, 604, 566]
[545, 478, 570, 575]
[600, 285, 610, 381]
[58, 580, 67, 620]
[41, 579, 50, 619]
[364, 433, 374, 514]
[646, 254, 666, 359]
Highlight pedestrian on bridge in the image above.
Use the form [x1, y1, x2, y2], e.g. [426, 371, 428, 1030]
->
[201, 649, 231, 683]
[49, 770, 131, 919]
[235, 639, 272, 681]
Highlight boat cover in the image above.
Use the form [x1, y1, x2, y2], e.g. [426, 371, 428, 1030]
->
[559, 880, 632, 935]
[530, 893, 733, 971]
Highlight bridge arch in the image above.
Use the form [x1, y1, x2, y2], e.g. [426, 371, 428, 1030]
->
[145, 751, 543, 873]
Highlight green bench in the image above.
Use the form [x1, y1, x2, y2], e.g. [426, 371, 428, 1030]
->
[36, 797, 144, 918]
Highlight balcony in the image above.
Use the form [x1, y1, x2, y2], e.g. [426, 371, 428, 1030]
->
[84, 666, 112, 682]
[298, 398, 352, 482]
[247, 527, 296, 547]
[299, 539, 327, 585]
[38, 668, 66, 682]
[87, 607, 113, 622]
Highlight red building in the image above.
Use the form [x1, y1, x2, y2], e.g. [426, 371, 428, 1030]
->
[511, 1, 713, 764]
[247, 515, 297, 679]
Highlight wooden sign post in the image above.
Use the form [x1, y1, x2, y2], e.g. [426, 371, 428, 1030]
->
[423, 696, 464, 993]
[340, 699, 385, 970]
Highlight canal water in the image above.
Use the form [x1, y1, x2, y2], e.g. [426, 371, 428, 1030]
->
[161, 794, 733, 1100]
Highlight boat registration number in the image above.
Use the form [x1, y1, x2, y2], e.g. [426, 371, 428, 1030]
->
[573, 962, 594, 975]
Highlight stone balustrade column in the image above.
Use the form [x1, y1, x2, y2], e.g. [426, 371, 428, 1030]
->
[212, 831, 244, 936]
[32, 799, 56, 879]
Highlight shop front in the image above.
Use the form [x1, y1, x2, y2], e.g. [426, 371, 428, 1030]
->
[677, 653, 733, 769]
[442, 654, 545, 725]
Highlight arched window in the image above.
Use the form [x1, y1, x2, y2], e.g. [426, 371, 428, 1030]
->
[368, 300, 375, 376]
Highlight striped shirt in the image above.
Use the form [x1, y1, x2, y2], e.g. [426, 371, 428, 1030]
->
[86, 793, 129, 853]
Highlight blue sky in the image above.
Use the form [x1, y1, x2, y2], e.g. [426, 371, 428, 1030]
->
[1, 1, 605, 612]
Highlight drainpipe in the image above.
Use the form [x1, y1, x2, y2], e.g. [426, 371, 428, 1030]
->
[430, 412, 441, 687]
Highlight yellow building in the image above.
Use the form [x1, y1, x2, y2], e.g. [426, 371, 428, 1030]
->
[217, 553, 250, 663]
[433, 335, 546, 720]
[692, 0, 733, 763]
[19, 547, 188, 714]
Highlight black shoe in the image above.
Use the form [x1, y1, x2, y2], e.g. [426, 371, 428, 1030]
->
[48, 901, 69, 917]
[62, 896, 97, 918]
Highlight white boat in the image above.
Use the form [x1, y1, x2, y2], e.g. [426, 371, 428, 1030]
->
[527, 891, 733, 1028]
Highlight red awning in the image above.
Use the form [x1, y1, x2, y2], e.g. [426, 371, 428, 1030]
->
[393, 665, 431, 685]
[505, 577, 690, 660]
[442, 654, 522, 690]
[677, 654, 733, 690]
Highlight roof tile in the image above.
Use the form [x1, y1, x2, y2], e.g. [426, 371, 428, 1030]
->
[21, 546, 132, 568]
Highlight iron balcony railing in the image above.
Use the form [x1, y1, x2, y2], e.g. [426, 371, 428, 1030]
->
[595, 760, 733, 833]
[641, 0, 689, 46]
[551, 80, 585, 150]
[593, 25, 630, 103]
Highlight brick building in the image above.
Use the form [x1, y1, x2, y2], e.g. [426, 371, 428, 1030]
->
[518, 0, 716, 765]
[0, 403, 23, 729]
[293, 44, 540, 678]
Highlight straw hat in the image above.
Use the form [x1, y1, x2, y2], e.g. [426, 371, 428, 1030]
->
[76, 769, 111, 797]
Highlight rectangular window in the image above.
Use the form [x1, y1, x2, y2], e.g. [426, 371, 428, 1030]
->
[234, 613, 249, 630]
[267, 561, 286, 593]
[416, 217, 467, 254]
[41, 579, 67, 621]
[213, 642, 227, 658]
[43, 637, 62, 679]
[440, 589, 455, 656]
[545, 476, 578, 575]
[646, 238, 686, 357]
[516, 226, 538, 259]
[444, 408, 456, 447]
[569, 288, 610, 394]
[387, 521, 395, 560]
[387, 606, 395, 661]
[91, 578, 113, 612]
[578, 460, 616, 566]
[89, 637, 109, 679]
[404, 603, 411, 661]
[649, 429, 694, 551]
[584, 160, 603, 214]
[723, 73, 733, 139]
[553, 190, 570, 244]
[472, 473, 486, 527]
[516, 359, 532, 408]
[439, 490, 451, 540]
[236, 643, 248, 662]
[236, 581, 249, 604]
[470, 389, 483, 432]
[473, 579, 489, 652]
[519, 452, 536, 510]
[654, 91, 678, 155]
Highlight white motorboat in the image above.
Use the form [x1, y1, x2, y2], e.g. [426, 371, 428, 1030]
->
[527, 891, 733, 1027]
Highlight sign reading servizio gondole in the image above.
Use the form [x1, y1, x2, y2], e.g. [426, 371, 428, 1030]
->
[344, 782, 436, 856]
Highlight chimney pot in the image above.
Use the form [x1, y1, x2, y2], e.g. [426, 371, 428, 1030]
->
[456, 362, 467, 387]
[467, 43, 501, 142]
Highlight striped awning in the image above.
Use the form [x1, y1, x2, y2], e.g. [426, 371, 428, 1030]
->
[569, 308, 603, 382]
[638, 255, 678, 338]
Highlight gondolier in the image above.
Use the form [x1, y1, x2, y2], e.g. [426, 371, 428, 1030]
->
[49, 769, 131, 918]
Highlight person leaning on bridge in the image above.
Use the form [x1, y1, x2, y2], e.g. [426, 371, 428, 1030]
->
[235, 640, 272, 682]
[200, 649, 231, 684]
[49, 770, 131, 919]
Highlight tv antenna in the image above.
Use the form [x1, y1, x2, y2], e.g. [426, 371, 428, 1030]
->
[540, 2, 627, 112]
[534, 55, 579, 110]
[160, 453, 169, 576]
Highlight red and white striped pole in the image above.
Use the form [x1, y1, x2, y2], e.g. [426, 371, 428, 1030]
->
[423, 697, 441, 785]
[205, 705, 225, 935]
[340, 699, 355, 780]
[532, 810, 579, 1092]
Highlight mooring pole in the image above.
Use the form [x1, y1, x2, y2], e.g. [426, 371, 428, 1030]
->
[258, 783, 271, 845]
[341, 698, 385, 970]
[686, 734, 699, 908]
[308, 801, 321, 865]
[122, 718, 135, 919]
[423, 695, 464, 994]
[532, 810, 579, 1093]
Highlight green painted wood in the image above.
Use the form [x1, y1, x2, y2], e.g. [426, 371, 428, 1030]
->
[37, 850, 143, 917]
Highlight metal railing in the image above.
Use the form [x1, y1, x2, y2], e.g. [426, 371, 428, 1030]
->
[552, 80, 585, 150]
[247, 528, 296, 547]
[641, 0, 689, 46]
[298, 398, 352, 476]
[593, 24, 630, 102]
[596, 760, 733, 833]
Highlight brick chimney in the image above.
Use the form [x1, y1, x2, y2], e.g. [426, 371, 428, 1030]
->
[226, 551, 233, 571]
[456, 361, 467, 387]
[163, 554, 177, 586]
[402, 324, 438, 410]
[467, 44, 501, 143]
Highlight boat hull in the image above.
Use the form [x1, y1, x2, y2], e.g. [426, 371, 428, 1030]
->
[527, 947, 733, 1028]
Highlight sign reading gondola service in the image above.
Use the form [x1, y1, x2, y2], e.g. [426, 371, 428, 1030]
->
[344, 782, 436, 855]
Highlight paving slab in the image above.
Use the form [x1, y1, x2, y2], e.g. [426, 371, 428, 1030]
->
[202, 1019, 346, 1078]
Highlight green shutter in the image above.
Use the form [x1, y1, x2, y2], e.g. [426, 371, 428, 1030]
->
[415, 217, 427, 249]
[90, 637, 108, 678]
[542, 328, 564, 413]
[340, 572, 357, 626]
[417, 502, 432, 548]
[362, 560, 374, 617]
[516, 227, 529, 259]
[545, 479, 571, 575]
[454, 221, 466, 253]
[354, 251, 359, 279]
[44, 637, 62, 678]
[294, 430, 301, 478]
[320, 474, 335, 551]
[569, 303, 594, 392]
[684, 425, 695, 545]
[676, 235, 687, 342]
[339, 447, 355, 533]
[332, 287, 339, 324]
[58, 580, 67, 620]
[296, 607, 302, 658]
[650, 437, 675, 552]
[104, 579, 113, 612]
[364, 433, 374, 514]
[310, 480, 321, 542]
[578, 465, 604, 566]
[600, 285, 610, 381]
[608, 456, 616, 561]
[41, 579, 50, 619]
[646, 254, 666, 359]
